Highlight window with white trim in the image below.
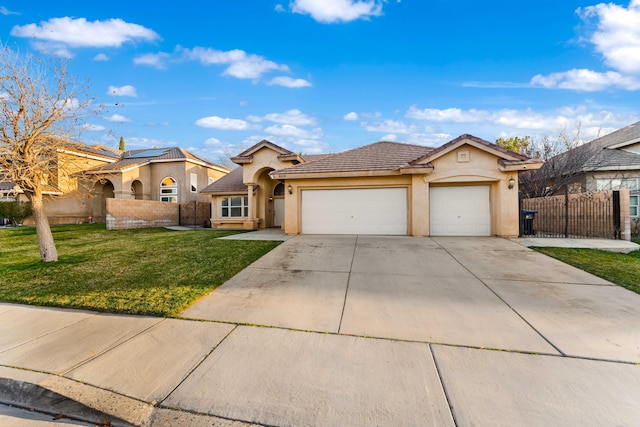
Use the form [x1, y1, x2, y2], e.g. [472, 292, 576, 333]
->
[160, 177, 178, 203]
[221, 196, 248, 218]
[190, 173, 197, 193]
[631, 195, 638, 217]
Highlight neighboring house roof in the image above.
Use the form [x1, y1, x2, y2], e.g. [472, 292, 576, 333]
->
[271, 141, 434, 176]
[231, 140, 304, 165]
[86, 147, 230, 174]
[0, 182, 16, 191]
[580, 121, 640, 171]
[200, 167, 247, 194]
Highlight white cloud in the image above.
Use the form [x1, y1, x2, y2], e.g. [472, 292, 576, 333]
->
[530, 69, 640, 91]
[195, 116, 251, 130]
[104, 114, 131, 123]
[32, 41, 73, 58]
[267, 76, 312, 88]
[579, 0, 640, 75]
[11, 17, 159, 48]
[380, 133, 398, 141]
[290, 0, 384, 23]
[344, 112, 359, 121]
[405, 104, 638, 136]
[82, 123, 106, 131]
[134, 52, 171, 69]
[93, 53, 109, 61]
[264, 124, 323, 139]
[107, 85, 138, 97]
[180, 46, 289, 79]
[365, 119, 421, 134]
[275, 4, 286, 12]
[406, 106, 489, 123]
[0, 6, 19, 15]
[263, 109, 316, 126]
[204, 137, 223, 146]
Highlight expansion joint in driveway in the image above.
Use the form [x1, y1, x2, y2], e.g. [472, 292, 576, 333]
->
[337, 235, 358, 334]
[433, 243, 567, 357]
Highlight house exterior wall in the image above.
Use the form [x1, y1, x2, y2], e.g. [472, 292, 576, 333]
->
[283, 144, 520, 237]
[284, 176, 414, 235]
[424, 145, 520, 237]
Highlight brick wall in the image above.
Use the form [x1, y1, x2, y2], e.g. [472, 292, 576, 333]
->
[106, 199, 178, 230]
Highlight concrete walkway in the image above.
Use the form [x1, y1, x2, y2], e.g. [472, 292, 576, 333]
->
[1, 236, 640, 426]
[512, 237, 640, 253]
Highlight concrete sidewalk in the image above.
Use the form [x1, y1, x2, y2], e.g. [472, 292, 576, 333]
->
[512, 237, 640, 253]
[1, 236, 640, 426]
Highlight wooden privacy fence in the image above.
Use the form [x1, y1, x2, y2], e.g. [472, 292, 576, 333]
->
[520, 190, 628, 239]
[179, 201, 211, 228]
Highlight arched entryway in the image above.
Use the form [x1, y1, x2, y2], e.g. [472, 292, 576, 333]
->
[131, 180, 143, 200]
[92, 179, 115, 222]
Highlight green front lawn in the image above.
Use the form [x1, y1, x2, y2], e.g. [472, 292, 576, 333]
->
[0, 224, 280, 316]
[533, 246, 640, 295]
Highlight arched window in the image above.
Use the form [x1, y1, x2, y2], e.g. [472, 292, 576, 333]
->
[273, 182, 285, 196]
[160, 177, 178, 202]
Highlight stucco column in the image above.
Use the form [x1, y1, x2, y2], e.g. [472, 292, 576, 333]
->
[247, 184, 255, 218]
[244, 184, 258, 230]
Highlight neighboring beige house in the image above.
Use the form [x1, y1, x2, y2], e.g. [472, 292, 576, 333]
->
[577, 121, 640, 220]
[202, 135, 543, 237]
[1, 143, 229, 224]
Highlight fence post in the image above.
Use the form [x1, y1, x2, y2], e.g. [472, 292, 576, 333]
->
[613, 190, 621, 240]
[564, 186, 569, 238]
[518, 191, 523, 237]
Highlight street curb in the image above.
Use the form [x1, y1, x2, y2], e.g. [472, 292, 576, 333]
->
[0, 377, 134, 426]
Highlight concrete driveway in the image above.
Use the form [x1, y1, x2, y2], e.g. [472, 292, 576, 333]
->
[2, 235, 640, 426]
[175, 235, 640, 426]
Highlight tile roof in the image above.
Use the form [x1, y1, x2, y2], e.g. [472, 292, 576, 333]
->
[271, 141, 434, 175]
[0, 182, 17, 191]
[86, 147, 229, 173]
[200, 167, 247, 194]
[557, 121, 640, 171]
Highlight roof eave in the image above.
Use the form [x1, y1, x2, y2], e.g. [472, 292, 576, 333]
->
[271, 169, 406, 180]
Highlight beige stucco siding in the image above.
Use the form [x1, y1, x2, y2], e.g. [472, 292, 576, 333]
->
[283, 145, 521, 237]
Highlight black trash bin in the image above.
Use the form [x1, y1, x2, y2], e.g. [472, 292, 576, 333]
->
[521, 209, 537, 236]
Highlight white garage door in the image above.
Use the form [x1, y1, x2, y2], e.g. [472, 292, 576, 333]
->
[301, 188, 407, 235]
[430, 186, 491, 236]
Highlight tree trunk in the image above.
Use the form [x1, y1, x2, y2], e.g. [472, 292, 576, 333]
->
[28, 192, 58, 262]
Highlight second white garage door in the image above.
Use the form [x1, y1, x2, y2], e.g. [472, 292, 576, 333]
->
[301, 188, 407, 235]
[430, 186, 491, 236]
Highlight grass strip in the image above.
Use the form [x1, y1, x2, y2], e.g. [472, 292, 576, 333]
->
[0, 224, 280, 316]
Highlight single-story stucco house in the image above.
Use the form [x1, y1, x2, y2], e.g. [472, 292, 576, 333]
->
[201, 135, 543, 237]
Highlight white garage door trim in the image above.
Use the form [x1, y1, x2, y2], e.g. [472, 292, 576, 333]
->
[301, 188, 407, 235]
[430, 185, 491, 236]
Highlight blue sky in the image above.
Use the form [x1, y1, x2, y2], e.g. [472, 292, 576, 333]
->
[2, 0, 640, 164]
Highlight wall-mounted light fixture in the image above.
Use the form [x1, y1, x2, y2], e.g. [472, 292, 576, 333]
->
[287, 184, 293, 195]
[508, 176, 515, 190]
[269, 196, 273, 202]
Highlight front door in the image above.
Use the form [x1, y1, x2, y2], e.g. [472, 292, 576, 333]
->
[274, 198, 284, 227]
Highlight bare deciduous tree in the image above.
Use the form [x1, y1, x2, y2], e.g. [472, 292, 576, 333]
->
[498, 124, 605, 198]
[0, 48, 96, 262]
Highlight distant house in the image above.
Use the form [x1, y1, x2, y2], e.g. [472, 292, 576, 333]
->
[0, 143, 229, 224]
[544, 122, 640, 220]
[202, 136, 542, 237]
[579, 122, 640, 220]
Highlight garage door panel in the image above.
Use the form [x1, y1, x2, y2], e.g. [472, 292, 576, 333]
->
[302, 188, 407, 235]
[430, 186, 491, 236]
